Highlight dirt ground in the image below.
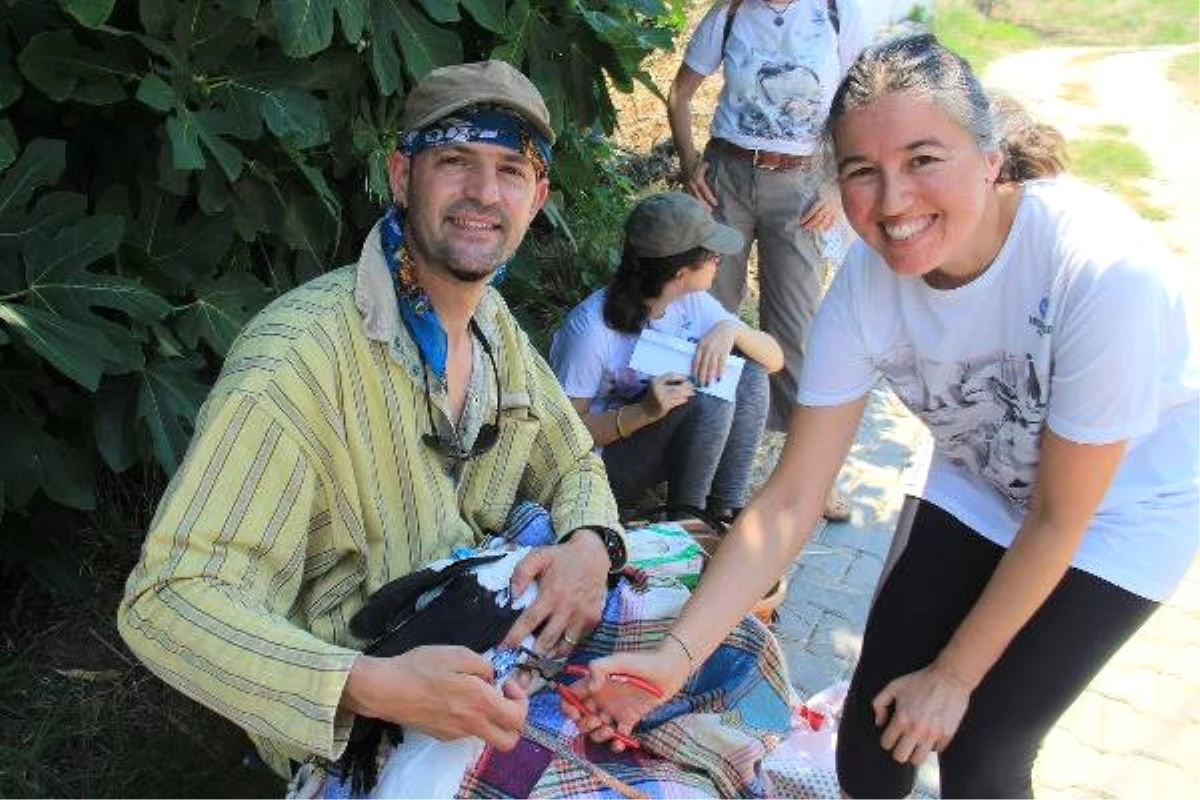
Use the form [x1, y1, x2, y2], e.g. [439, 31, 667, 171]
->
[609, 5, 713, 156]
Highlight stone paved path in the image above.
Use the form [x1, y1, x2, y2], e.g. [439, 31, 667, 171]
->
[767, 43, 1200, 798]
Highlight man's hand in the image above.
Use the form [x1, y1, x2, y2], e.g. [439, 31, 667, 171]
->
[500, 530, 609, 657]
[341, 647, 529, 750]
[872, 662, 972, 765]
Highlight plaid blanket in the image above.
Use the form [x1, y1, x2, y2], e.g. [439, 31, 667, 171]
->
[454, 504, 794, 798]
[288, 504, 805, 799]
[458, 576, 793, 798]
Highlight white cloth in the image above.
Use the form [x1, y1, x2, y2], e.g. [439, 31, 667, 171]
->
[798, 178, 1200, 601]
[684, 0, 869, 155]
[549, 288, 737, 414]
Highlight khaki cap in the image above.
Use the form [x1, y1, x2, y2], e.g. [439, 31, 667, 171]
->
[402, 60, 555, 144]
[625, 191, 744, 258]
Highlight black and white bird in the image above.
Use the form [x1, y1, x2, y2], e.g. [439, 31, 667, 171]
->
[339, 547, 538, 795]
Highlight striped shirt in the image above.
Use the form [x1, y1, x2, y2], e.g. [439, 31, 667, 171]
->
[117, 224, 619, 775]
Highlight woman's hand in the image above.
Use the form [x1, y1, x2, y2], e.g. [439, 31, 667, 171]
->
[560, 646, 690, 752]
[872, 662, 973, 765]
[641, 372, 694, 421]
[693, 320, 740, 386]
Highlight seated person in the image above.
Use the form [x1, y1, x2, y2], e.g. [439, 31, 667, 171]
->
[549, 191, 784, 520]
[120, 61, 811, 800]
[116, 60, 624, 784]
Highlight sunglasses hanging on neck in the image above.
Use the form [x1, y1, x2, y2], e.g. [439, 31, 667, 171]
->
[418, 318, 501, 462]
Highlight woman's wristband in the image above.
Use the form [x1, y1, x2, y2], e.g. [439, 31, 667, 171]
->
[614, 406, 629, 440]
[664, 631, 696, 673]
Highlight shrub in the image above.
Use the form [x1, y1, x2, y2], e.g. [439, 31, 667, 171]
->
[0, 0, 681, 577]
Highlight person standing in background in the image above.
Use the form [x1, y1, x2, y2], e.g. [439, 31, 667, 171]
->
[668, 0, 870, 521]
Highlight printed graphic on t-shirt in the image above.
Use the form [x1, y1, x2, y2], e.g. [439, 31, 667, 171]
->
[654, 310, 697, 339]
[882, 347, 1049, 505]
[1029, 295, 1055, 336]
[727, 47, 825, 141]
[608, 366, 648, 404]
[605, 311, 701, 405]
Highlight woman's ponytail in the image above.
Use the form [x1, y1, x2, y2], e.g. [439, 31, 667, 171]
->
[604, 252, 651, 333]
[603, 246, 711, 334]
[991, 92, 1069, 183]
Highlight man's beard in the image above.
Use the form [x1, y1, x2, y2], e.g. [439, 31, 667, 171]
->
[410, 202, 518, 284]
[442, 251, 503, 283]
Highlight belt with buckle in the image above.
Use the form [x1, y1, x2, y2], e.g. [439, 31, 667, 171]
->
[716, 139, 812, 171]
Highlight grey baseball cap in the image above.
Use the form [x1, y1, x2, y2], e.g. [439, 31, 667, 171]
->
[625, 191, 744, 258]
[401, 60, 555, 144]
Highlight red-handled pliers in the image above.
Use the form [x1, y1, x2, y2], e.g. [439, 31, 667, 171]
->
[516, 646, 663, 750]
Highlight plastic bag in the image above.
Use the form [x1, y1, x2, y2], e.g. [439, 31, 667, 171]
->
[625, 521, 706, 588]
[370, 731, 485, 799]
[761, 681, 849, 798]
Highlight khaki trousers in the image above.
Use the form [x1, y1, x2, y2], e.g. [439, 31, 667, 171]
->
[703, 140, 830, 432]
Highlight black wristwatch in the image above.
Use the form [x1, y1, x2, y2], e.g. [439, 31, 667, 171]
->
[563, 526, 628, 574]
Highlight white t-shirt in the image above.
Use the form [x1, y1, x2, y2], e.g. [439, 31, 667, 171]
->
[684, 0, 869, 155]
[798, 178, 1200, 601]
[550, 289, 738, 414]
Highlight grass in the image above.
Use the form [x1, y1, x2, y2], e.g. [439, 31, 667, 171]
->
[1, 480, 284, 798]
[0, 606, 283, 798]
[933, 0, 1040, 72]
[932, 0, 1199, 72]
[1069, 134, 1169, 220]
[1167, 50, 1199, 105]
[988, 0, 1198, 46]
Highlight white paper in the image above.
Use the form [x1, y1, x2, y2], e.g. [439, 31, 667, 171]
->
[628, 328, 744, 403]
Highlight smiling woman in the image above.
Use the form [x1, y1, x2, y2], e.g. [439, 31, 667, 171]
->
[569, 33, 1198, 800]
[833, 92, 1012, 287]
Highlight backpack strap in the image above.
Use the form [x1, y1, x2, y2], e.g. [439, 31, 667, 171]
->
[721, 0, 839, 58]
[721, 0, 744, 55]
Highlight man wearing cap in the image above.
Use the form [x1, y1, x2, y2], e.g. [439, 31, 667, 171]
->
[117, 60, 623, 780]
[550, 190, 783, 521]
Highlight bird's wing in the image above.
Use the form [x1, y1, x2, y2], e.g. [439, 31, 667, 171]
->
[349, 552, 509, 641]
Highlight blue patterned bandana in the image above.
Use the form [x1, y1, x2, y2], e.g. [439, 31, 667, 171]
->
[379, 206, 511, 379]
[379, 205, 447, 377]
[399, 105, 551, 178]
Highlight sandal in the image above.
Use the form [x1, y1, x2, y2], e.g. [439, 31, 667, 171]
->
[823, 489, 852, 522]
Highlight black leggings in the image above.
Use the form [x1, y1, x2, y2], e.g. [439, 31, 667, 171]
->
[836, 500, 1157, 798]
